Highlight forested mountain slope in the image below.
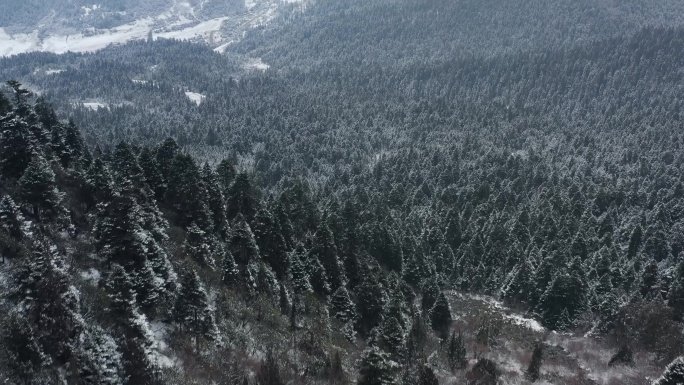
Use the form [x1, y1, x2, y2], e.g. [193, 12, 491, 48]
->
[3, 0, 684, 383]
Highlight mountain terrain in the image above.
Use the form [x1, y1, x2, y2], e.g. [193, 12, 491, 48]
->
[2, 0, 684, 384]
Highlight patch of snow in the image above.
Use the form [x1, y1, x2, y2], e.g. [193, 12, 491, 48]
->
[453, 292, 546, 333]
[243, 57, 270, 71]
[80, 268, 101, 284]
[0, 13, 231, 57]
[46, 68, 65, 75]
[150, 321, 180, 368]
[245, 0, 258, 9]
[80, 102, 108, 111]
[213, 40, 234, 53]
[185, 91, 206, 106]
[504, 313, 545, 332]
[81, 4, 101, 17]
[132, 79, 149, 84]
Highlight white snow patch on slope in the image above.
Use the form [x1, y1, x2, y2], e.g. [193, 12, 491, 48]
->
[0, 13, 231, 57]
[150, 321, 180, 368]
[243, 57, 270, 71]
[185, 91, 206, 105]
[80, 102, 108, 111]
[80, 268, 101, 284]
[454, 292, 546, 332]
[245, 0, 258, 9]
[46, 69, 65, 74]
[213, 40, 234, 53]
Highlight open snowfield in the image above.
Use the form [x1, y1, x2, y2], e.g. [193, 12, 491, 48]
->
[185, 91, 206, 106]
[0, 15, 232, 57]
[0, 0, 305, 57]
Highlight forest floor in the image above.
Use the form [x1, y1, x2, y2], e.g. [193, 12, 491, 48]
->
[440, 292, 661, 385]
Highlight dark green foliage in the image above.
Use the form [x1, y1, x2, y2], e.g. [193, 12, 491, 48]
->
[356, 274, 387, 336]
[537, 260, 587, 330]
[310, 223, 345, 292]
[430, 292, 452, 337]
[608, 345, 634, 367]
[289, 245, 313, 294]
[380, 316, 405, 361]
[467, 358, 498, 385]
[226, 173, 260, 222]
[0, 194, 24, 239]
[667, 260, 684, 320]
[418, 365, 438, 385]
[222, 248, 240, 287]
[421, 279, 440, 314]
[526, 343, 543, 382]
[75, 326, 124, 385]
[253, 207, 290, 278]
[447, 331, 467, 371]
[1, 310, 49, 383]
[175, 268, 218, 346]
[216, 159, 236, 193]
[357, 347, 396, 385]
[230, 215, 260, 265]
[18, 155, 62, 219]
[165, 153, 212, 230]
[202, 163, 230, 237]
[255, 349, 285, 385]
[183, 222, 215, 268]
[331, 286, 356, 324]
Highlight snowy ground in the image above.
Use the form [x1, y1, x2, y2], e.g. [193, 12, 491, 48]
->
[184, 91, 206, 106]
[243, 57, 270, 71]
[80, 102, 109, 111]
[0, 0, 300, 57]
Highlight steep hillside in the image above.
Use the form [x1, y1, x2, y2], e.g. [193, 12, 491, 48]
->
[0, 0, 300, 57]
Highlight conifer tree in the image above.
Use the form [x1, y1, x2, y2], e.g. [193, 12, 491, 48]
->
[165, 153, 213, 230]
[226, 172, 260, 222]
[202, 163, 230, 237]
[358, 346, 397, 385]
[0, 96, 33, 179]
[75, 326, 124, 385]
[0, 194, 24, 239]
[255, 349, 285, 385]
[289, 246, 313, 295]
[310, 223, 346, 291]
[447, 331, 467, 371]
[380, 315, 406, 361]
[418, 365, 438, 385]
[138, 147, 165, 202]
[12, 239, 83, 364]
[253, 207, 290, 278]
[155, 137, 179, 185]
[331, 286, 356, 323]
[526, 343, 543, 382]
[430, 292, 453, 338]
[222, 248, 240, 287]
[401, 253, 421, 287]
[309, 256, 332, 297]
[183, 222, 215, 268]
[86, 158, 115, 206]
[667, 260, 684, 320]
[256, 262, 280, 302]
[421, 279, 440, 314]
[1, 309, 49, 384]
[230, 215, 260, 265]
[175, 269, 218, 349]
[216, 158, 236, 193]
[356, 273, 388, 336]
[18, 154, 62, 219]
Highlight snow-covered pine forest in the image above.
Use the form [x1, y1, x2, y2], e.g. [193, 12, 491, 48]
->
[4, 0, 684, 384]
